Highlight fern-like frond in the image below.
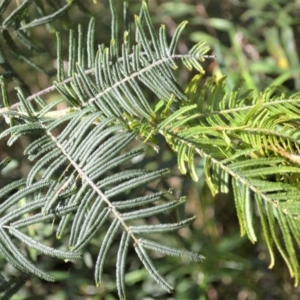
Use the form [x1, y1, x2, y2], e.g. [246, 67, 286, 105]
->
[155, 74, 300, 284]
[1, 0, 300, 296]
[21, 0, 211, 126]
[0, 101, 203, 296]
[0, 0, 228, 296]
[38, 112, 202, 293]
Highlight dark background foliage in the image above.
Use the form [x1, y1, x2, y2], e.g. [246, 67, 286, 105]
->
[1, 0, 300, 299]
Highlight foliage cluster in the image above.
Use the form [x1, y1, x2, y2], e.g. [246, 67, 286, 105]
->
[0, 0, 300, 299]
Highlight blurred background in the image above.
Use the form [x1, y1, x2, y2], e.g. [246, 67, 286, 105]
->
[1, 0, 300, 299]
